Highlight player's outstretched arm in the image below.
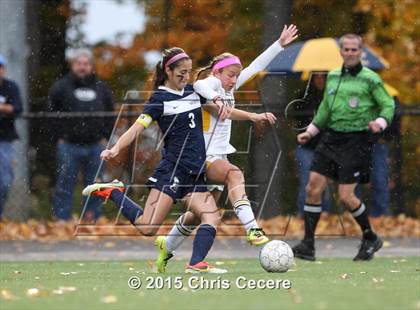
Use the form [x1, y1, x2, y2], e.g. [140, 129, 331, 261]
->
[236, 24, 299, 89]
[101, 122, 145, 161]
[228, 108, 277, 124]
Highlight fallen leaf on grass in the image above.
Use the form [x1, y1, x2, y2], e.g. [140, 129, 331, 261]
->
[101, 295, 117, 303]
[288, 289, 302, 304]
[26, 288, 47, 297]
[59, 286, 76, 292]
[341, 273, 350, 279]
[60, 271, 78, 276]
[1, 289, 17, 300]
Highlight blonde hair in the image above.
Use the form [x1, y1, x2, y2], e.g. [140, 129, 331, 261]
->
[194, 52, 237, 81]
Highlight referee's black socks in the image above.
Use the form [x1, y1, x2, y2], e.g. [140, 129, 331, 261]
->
[303, 204, 321, 247]
[351, 203, 376, 241]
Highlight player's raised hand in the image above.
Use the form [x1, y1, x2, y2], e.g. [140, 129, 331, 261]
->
[279, 24, 299, 47]
[252, 112, 277, 125]
[101, 149, 118, 161]
[297, 131, 312, 145]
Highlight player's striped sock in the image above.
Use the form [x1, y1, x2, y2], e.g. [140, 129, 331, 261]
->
[351, 203, 376, 240]
[303, 203, 321, 246]
[189, 224, 216, 266]
[110, 189, 143, 224]
[233, 198, 258, 232]
[166, 214, 195, 253]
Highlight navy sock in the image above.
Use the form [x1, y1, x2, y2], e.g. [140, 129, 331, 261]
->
[110, 189, 143, 224]
[189, 224, 216, 266]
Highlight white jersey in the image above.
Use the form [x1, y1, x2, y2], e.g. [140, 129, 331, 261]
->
[194, 40, 284, 155]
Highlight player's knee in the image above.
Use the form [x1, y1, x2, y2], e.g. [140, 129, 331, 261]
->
[182, 211, 197, 226]
[338, 192, 354, 206]
[226, 167, 244, 184]
[201, 212, 221, 227]
[138, 226, 158, 236]
[305, 182, 322, 198]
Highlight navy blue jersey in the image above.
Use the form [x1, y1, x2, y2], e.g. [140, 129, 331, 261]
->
[142, 84, 207, 174]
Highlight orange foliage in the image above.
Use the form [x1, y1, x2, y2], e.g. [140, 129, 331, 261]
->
[355, 0, 420, 104]
[1, 215, 418, 240]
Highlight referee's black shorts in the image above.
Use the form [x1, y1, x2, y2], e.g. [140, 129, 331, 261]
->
[310, 130, 374, 184]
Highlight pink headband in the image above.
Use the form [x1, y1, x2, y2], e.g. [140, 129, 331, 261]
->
[212, 56, 242, 72]
[165, 53, 189, 68]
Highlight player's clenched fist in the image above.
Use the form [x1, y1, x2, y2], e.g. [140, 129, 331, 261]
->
[101, 149, 118, 161]
[297, 132, 312, 145]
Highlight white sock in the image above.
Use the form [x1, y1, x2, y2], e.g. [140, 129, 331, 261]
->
[233, 198, 258, 232]
[166, 214, 195, 253]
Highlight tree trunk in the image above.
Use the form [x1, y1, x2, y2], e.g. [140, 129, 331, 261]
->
[250, 0, 292, 219]
[0, 0, 29, 221]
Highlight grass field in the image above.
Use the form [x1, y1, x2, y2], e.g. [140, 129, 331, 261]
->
[1, 258, 419, 310]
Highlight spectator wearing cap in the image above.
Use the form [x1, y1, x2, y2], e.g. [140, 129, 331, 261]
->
[0, 54, 23, 218]
[48, 49, 114, 221]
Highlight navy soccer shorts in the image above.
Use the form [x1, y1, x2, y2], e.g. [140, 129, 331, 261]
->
[146, 160, 207, 202]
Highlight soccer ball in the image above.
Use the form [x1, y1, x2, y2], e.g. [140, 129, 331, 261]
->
[259, 240, 294, 273]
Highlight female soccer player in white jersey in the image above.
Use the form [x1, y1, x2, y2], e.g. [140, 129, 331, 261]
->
[82, 47, 230, 274]
[155, 24, 299, 273]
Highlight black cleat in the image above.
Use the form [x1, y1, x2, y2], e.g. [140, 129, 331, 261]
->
[292, 241, 316, 261]
[353, 237, 383, 261]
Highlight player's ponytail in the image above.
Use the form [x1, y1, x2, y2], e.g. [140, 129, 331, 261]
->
[152, 47, 190, 90]
[194, 52, 237, 81]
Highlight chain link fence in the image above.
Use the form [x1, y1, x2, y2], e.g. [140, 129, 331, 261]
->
[3, 96, 419, 221]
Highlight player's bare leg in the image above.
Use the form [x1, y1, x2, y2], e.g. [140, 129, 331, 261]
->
[206, 159, 268, 245]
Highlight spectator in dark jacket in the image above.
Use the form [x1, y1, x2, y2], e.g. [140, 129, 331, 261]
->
[48, 49, 114, 221]
[0, 54, 23, 218]
[294, 72, 332, 214]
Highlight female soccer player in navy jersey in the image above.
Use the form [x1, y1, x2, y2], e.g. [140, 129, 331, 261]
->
[83, 47, 229, 274]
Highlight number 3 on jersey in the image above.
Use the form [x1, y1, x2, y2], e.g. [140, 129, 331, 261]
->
[188, 112, 196, 128]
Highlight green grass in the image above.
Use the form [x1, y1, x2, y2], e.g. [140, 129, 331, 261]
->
[1, 258, 419, 310]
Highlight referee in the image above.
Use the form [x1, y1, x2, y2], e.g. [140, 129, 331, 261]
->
[292, 34, 395, 261]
